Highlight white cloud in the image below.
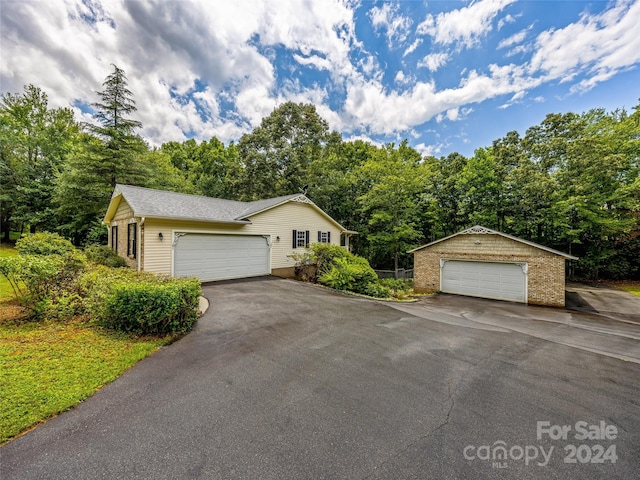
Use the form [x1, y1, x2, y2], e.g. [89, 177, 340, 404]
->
[497, 29, 528, 49]
[368, 3, 412, 48]
[403, 38, 422, 57]
[528, 0, 640, 92]
[417, 0, 517, 48]
[2, 0, 638, 151]
[498, 13, 517, 30]
[417, 53, 450, 72]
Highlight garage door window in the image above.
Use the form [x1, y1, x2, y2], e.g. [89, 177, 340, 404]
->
[293, 230, 309, 248]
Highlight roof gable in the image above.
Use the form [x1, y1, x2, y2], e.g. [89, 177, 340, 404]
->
[408, 225, 578, 259]
[103, 185, 346, 231]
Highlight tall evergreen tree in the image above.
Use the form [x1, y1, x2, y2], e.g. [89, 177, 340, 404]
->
[56, 65, 148, 245]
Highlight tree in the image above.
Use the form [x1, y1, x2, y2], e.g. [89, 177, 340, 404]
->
[237, 102, 329, 199]
[357, 141, 427, 270]
[0, 85, 78, 239]
[160, 137, 243, 199]
[56, 65, 148, 245]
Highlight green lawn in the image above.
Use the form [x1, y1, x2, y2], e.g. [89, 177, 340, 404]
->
[0, 318, 169, 444]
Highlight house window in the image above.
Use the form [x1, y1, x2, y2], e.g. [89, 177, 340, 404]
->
[111, 226, 118, 252]
[292, 229, 309, 248]
[127, 223, 137, 259]
[318, 231, 331, 243]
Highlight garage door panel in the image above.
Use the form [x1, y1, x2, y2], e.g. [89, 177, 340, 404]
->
[441, 260, 526, 303]
[174, 234, 270, 282]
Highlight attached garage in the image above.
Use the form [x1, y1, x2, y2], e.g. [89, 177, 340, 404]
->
[410, 226, 577, 307]
[103, 184, 354, 282]
[173, 234, 270, 282]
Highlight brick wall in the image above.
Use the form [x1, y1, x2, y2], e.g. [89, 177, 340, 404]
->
[413, 234, 567, 307]
[108, 199, 138, 270]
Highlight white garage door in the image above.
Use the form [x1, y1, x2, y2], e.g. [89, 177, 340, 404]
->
[441, 260, 526, 303]
[174, 234, 270, 282]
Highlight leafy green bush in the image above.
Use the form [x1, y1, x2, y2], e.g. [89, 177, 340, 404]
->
[363, 281, 392, 298]
[15, 232, 75, 256]
[98, 277, 201, 335]
[379, 278, 413, 295]
[0, 252, 86, 319]
[317, 254, 391, 298]
[290, 242, 391, 298]
[84, 244, 128, 268]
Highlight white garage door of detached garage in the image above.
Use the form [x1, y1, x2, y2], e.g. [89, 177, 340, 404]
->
[173, 233, 270, 282]
[441, 260, 527, 303]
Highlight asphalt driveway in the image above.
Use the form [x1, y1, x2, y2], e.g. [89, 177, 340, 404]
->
[2, 277, 639, 479]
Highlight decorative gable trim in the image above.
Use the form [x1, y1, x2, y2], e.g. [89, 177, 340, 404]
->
[459, 226, 494, 235]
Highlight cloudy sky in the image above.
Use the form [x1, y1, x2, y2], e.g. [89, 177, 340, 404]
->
[2, 0, 639, 157]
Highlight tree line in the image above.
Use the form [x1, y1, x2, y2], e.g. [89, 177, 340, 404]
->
[2, 66, 638, 278]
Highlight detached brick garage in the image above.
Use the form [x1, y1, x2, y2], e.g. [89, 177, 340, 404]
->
[410, 226, 577, 307]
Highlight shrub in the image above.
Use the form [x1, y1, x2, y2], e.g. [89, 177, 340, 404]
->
[0, 251, 88, 319]
[15, 232, 75, 256]
[379, 278, 413, 295]
[363, 282, 392, 299]
[318, 255, 388, 298]
[98, 277, 202, 335]
[85, 245, 128, 268]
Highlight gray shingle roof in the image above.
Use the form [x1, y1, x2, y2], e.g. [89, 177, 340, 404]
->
[110, 185, 303, 223]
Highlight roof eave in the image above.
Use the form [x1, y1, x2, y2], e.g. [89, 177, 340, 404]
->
[141, 215, 251, 225]
[408, 225, 578, 259]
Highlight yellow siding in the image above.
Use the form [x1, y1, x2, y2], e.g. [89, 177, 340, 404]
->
[142, 200, 341, 276]
[112, 199, 133, 221]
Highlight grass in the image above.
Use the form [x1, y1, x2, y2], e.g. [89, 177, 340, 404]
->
[0, 317, 169, 444]
[606, 280, 640, 297]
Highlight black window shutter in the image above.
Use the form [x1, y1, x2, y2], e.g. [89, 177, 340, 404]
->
[327, 231, 331, 243]
[127, 225, 131, 256]
[305, 230, 309, 246]
[318, 231, 321, 242]
[133, 224, 137, 258]
[292, 230, 297, 248]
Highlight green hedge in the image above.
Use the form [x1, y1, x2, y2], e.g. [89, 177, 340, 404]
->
[98, 277, 202, 335]
[84, 245, 128, 268]
[15, 232, 76, 256]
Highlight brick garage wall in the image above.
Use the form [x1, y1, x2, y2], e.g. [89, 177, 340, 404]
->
[110, 219, 138, 270]
[413, 234, 567, 307]
[108, 199, 138, 270]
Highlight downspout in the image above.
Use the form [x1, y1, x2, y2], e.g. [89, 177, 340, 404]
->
[138, 217, 145, 272]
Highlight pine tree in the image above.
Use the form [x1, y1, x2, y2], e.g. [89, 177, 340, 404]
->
[55, 65, 147, 244]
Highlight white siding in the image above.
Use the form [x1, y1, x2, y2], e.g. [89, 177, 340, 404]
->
[142, 200, 341, 276]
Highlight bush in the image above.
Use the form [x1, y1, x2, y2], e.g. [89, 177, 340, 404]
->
[15, 232, 75, 256]
[0, 252, 86, 319]
[317, 254, 390, 298]
[84, 245, 128, 268]
[98, 277, 202, 335]
[363, 282, 392, 298]
[379, 278, 413, 295]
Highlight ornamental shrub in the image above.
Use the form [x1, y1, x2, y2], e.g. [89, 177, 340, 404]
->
[318, 254, 388, 298]
[98, 277, 201, 335]
[0, 252, 86, 319]
[84, 244, 128, 268]
[15, 232, 75, 256]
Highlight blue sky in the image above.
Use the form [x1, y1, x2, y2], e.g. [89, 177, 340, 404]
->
[2, 0, 639, 157]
